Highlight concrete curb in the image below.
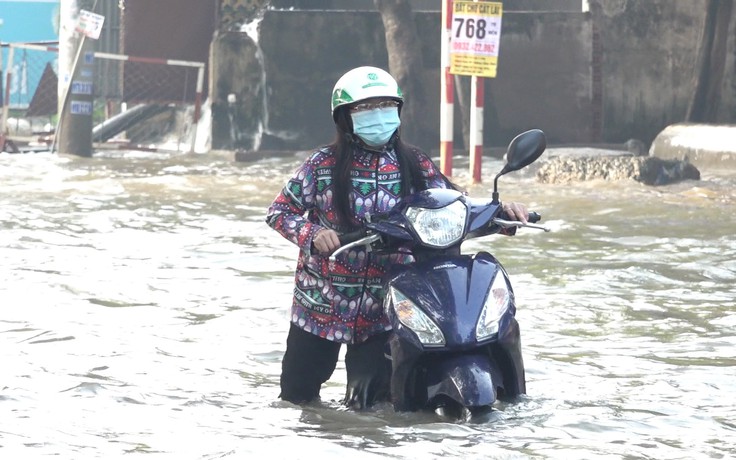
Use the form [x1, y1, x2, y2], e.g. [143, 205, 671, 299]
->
[650, 123, 736, 172]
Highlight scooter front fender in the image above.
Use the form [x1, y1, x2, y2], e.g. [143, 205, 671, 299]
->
[425, 354, 502, 408]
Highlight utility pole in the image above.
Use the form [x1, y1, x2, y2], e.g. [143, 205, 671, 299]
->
[55, 0, 94, 157]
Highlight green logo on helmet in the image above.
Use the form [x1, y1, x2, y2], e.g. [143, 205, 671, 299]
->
[367, 72, 378, 80]
[332, 88, 354, 108]
[362, 82, 388, 89]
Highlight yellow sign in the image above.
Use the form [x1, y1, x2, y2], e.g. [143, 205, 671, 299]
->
[449, 1, 503, 77]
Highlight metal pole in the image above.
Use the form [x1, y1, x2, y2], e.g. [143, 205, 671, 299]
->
[191, 63, 204, 153]
[440, 0, 454, 176]
[470, 75, 484, 183]
[1, 46, 13, 146]
[54, 0, 94, 156]
[53, 34, 93, 156]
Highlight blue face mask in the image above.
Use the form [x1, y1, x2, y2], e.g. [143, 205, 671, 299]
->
[350, 107, 401, 147]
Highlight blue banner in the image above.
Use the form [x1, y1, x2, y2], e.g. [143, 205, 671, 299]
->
[1, 1, 59, 109]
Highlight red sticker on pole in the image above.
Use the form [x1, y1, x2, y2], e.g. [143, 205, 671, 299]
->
[449, 1, 503, 77]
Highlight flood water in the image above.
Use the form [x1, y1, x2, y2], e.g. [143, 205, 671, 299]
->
[1, 149, 734, 459]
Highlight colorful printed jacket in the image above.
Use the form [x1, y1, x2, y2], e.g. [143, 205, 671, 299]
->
[266, 144, 449, 344]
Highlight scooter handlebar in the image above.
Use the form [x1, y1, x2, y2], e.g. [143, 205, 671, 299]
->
[493, 211, 550, 232]
[330, 211, 549, 260]
[330, 230, 381, 261]
[338, 228, 368, 246]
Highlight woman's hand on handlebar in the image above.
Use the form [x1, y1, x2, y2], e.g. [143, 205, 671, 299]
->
[502, 202, 529, 224]
[313, 228, 341, 255]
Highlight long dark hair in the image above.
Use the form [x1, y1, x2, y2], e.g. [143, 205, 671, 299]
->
[328, 106, 455, 228]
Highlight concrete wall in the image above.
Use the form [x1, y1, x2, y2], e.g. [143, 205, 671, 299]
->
[268, 0, 584, 12]
[255, 10, 596, 152]
[212, 2, 736, 153]
[490, 12, 595, 144]
[594, 1, 706, 143]
[727, 9, 736, 123]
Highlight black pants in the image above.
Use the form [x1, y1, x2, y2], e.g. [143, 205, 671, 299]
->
[279, 323, 391, 408]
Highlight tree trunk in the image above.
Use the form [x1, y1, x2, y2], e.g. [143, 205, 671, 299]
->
[686, 0, 733, 122]
[374, 0, 431, 150]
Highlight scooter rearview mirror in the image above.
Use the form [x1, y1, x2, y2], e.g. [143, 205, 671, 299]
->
[492, 129, 546, 203]
[504, 129, 547, 172]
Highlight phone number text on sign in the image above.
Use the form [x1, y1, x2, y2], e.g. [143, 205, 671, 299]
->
[449, 1, 503, 77]
[452, 42, 496, 53]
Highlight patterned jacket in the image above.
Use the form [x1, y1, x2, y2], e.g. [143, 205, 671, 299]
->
[266, 143, 449, 344]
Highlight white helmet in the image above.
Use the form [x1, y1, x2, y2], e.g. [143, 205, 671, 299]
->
[330, 66, 403, 120]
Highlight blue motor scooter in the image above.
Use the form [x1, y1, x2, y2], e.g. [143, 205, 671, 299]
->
[332, 129, 548, 418]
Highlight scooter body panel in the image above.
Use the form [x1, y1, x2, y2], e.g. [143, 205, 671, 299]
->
[385, 252, 525, 412]
[424, 353, 501, 408]
[387, 253, 498, 345]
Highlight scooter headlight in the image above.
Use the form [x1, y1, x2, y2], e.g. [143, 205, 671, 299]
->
[476, 273, 510, 341]
[389, 287, 445, 347]
[405, 200, 467, 248]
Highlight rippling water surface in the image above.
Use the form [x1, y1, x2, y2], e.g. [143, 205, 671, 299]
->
[1, 150, 734, 459]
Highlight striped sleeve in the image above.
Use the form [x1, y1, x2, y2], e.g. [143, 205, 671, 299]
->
[265, 156, 322, 250]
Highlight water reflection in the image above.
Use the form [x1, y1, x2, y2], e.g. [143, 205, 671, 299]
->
[0, 150, 734, 459]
